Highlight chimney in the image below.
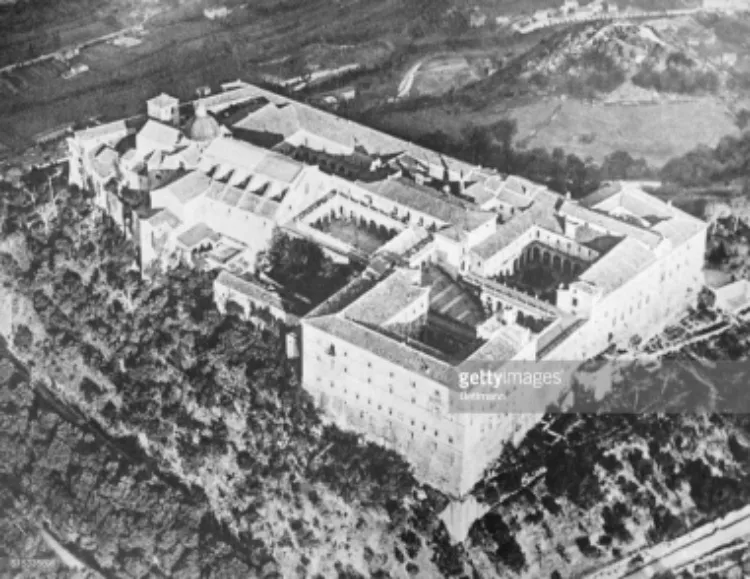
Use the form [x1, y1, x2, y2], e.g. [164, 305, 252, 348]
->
[565, 191, 571, 200]
[459, 170, 465, 196]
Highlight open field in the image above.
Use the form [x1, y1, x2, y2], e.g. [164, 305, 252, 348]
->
[374, 94, 740, 167]
[410, 54, 486, 97]
[512, 97, 739, 165]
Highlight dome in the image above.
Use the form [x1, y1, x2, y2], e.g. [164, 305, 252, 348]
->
[185, 101, 221, 142]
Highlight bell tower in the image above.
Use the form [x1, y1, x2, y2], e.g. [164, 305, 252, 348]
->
[147, 93, 180, 126]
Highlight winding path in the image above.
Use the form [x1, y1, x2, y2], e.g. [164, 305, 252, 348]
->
[397, 58, 424, 99]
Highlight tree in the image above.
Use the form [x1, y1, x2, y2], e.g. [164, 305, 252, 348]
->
[13, 324, 33, 352]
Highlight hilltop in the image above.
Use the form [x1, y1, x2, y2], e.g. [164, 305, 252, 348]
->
[369, 12, 750, 167]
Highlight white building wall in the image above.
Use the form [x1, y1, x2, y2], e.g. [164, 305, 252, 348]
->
[465, 218, 497, 248]
[549, 226, 707, 359]
[200, 199, 276, 255]
[301, 322, 469, 495]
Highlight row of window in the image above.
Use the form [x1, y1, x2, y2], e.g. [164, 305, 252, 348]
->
[313, 381, 456, 445]
[318, 346, 444, 398]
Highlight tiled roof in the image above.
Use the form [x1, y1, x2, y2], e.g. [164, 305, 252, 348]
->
[233, 102, 301, 138]
[375, 226, 430, 257]
[574, 224, 622, 253]
[176, 222, 220, 249]
[215, 270, 286, 311]
[228, 87, 481, 176]
[139, 120, 182, 150]
[652, 216, 707, 246]
[578, 237, 655, 294]
[559, 201, 663, 249]
[472, 203, 564, 260]
[344, 269, 429, 326]
[74, 120, 129, 143]
[462, 326, 525, 365]
[201, 86, 265, 113]
[157, 171, 213, 204]
[581, 183, 707, 247]
[356, 177, 494, 228]
[91, 145, 119, 179]
[205, 181, 280, 219]
[143, 208, 182, 230]
[253, 152, 304, 183]
[200, 137, 267, 172]
[584, 182, 672, 222]
[304, 314, 459, 388]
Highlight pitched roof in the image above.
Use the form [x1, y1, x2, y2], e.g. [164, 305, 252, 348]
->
[139, 120, 182, 150]
[344, 269, 430, 326]
[228, 87, 481, 176]
[253, 152, 304, 183]
[578, 237, 655, 294]
[200, 137, 268, 171]
[356, 177, 493, 228]
[156, 171, 213, 204]
[472, 203, 564, 260]
[583, 182, 673, 222]
[559, 201, 663, 249]
[304, 314, 459, 388]
[205, 181, 280, 219]
[215, 270, 286, 311]
[176, 222, 220, 249]
[375, 226, 430, 257]
[142, 208, 182, 229]
[233, 102, 301, 137]
[652, 216, 707, 246]
[91, 145, 119, 179]
[74, 120, 129, 143]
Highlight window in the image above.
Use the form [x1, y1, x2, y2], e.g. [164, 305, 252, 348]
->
[572, 298, 578, 307]
[411, 380, 416, 388]
[411, 397, 416, 404]
[448, 436, 454, 444]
